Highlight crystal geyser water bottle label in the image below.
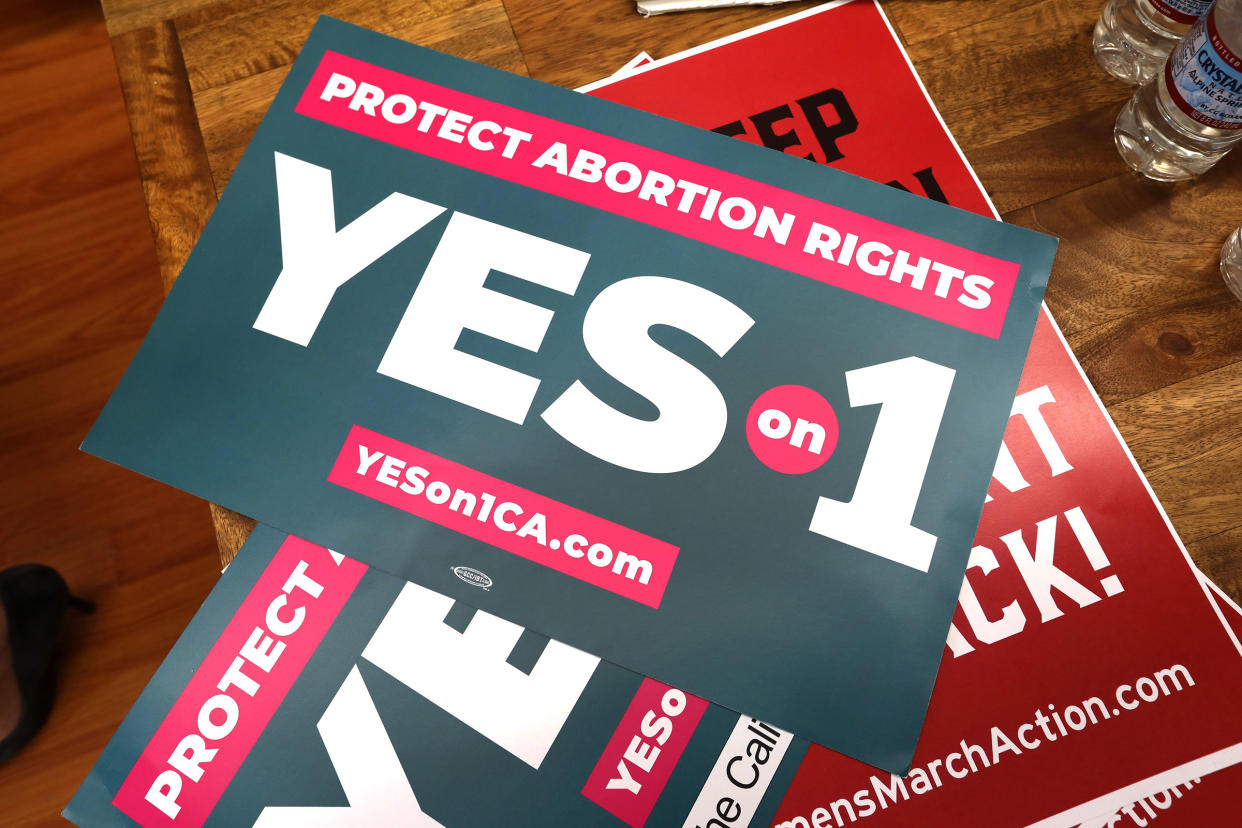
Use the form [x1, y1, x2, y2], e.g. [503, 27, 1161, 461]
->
[1149, 0, 1212, 26]
[1167, 10, 1242, 128]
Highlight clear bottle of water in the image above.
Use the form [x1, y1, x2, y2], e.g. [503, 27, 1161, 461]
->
[1115, 0, 1242, 180]
[1221, 226, 1242, 299]
[1094, 0, 1212, 84]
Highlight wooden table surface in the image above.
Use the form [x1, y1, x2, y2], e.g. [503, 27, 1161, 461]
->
[97, 0, 1242, 599]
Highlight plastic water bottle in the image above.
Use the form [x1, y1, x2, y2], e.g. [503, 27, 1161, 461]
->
[1115, 0, 1242, 180]
[1222, 226, 1242, 299]
[1094, 0, 1212, 84]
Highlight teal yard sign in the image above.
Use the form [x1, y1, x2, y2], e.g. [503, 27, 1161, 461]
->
[83, 17, 1055, 772]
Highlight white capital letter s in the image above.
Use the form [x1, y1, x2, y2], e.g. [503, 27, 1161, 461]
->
[541, 276, 753, 474]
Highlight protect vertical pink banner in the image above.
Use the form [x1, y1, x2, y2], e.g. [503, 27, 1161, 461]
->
[113, 538, 366, 827]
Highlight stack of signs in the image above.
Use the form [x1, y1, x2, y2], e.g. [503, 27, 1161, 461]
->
[62, 1, 1240, 826]
[77, 11, 1053, 772]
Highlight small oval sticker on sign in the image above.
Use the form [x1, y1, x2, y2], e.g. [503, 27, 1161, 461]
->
[452, 566, 492, 590]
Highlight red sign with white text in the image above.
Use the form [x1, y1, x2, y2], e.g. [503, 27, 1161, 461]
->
[587, 2, 1242, 825]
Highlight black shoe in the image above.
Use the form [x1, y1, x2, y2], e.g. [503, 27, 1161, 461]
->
[0, 564, 94, 763]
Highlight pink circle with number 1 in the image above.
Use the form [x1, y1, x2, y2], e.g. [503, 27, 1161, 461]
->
[746, 385, 839, 474]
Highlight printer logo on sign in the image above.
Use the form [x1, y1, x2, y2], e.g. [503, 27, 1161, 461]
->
[453, 566, 492, 590]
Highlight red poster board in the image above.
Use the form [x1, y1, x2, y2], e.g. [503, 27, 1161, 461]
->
[588, 3, 1242, 825]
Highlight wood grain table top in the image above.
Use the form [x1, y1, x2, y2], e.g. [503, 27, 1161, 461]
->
[97, 0, 1242, 601]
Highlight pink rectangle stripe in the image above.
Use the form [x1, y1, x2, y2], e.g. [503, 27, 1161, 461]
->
[581, 677, 709, 827]
[328, 424, 679, 608]
[294, 51, 1020, 338]
[113, 537, 367, 827]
